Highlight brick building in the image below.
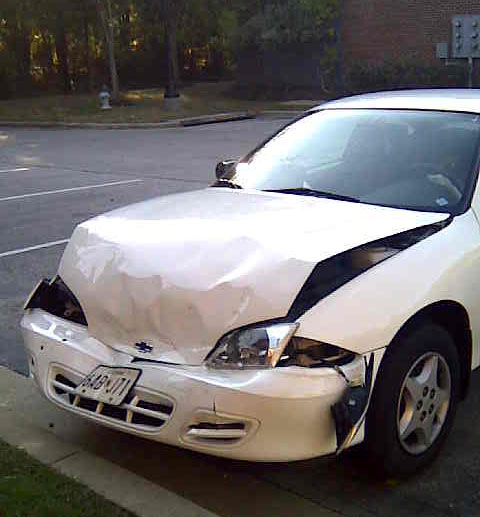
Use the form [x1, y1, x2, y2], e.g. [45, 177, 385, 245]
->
[339, 0, 480, 88]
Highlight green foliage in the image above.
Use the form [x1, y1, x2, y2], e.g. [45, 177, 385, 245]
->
[4, 0, 470, 100]
[233, 0, 339, 97]
[177, 0, 239, 78]
[238, 0, 338, 51]
[0, 0, 342, 96]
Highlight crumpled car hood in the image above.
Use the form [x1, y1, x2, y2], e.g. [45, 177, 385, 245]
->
[59, 188, 447, 364]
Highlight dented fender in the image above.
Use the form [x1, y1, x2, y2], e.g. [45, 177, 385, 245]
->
[297, 211, 480, 365]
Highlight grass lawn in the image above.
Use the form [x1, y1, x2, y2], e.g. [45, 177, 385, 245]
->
[0, 82, 322, 124]
[0, 439, 135, 517]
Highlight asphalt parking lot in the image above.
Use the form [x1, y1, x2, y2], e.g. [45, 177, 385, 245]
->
[2, 120, 480, 517]
[0, 120, 282, 373]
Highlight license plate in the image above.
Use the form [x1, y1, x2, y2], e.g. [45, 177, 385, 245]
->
[76, 366, 140, 406]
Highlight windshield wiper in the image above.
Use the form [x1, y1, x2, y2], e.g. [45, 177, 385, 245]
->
[212, 178, 243, 189]
[266, 187, 360, 203]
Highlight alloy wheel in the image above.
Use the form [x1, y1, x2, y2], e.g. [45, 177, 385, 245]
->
[396, 352, 451, 455]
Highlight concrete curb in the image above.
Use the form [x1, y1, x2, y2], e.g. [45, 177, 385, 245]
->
[0, 367, 216, 517]
[0, 110, 301, 130]
[0, 365, 340, 517]
[0, 414, 217, 517]
[0, 111, 257, 130]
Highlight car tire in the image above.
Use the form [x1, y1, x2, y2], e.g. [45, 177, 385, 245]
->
[364, 322, 460, 477]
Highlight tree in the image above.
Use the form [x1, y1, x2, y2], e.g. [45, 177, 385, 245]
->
[81, 0, 96, 92]
[3, 0, 34, 94]
[0, 0, 342, 99]
[239, 0, 339, 51]
[55, 9, 70, 92]
[96, 0, 120, 102]
[177, 0, 238, 78]
[162, 0, 179, 97]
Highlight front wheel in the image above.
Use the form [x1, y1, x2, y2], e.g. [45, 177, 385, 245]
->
[365, 323, 460, 477]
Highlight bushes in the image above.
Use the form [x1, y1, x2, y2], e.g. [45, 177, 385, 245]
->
[345, 61, 469, 93]
[234, 1, 339, 98]
[235, 44, 336, 99]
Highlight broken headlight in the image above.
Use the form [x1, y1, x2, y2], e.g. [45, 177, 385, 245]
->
[205, 323, 298, 369]
[277, 337, 355, 367]
[24, 276, 87, 326]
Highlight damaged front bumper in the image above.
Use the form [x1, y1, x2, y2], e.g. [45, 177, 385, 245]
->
[20, 309, 382, 461]
[331, 354, 375, 454]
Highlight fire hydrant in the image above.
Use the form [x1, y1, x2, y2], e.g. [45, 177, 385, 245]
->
[99, 86, 112, 110]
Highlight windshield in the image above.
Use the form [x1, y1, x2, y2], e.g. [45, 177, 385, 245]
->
[231, 109, 480, 214]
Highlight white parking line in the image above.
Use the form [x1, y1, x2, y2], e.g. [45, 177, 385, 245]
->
[0, 239, 69, 258]
[0, 178, 143, 202]
[0, 167, 30, 173]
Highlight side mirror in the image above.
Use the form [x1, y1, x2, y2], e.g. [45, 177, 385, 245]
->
[215, 160, 237, 180]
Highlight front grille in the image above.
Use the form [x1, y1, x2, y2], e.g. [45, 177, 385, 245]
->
[48, 366, 174, 432]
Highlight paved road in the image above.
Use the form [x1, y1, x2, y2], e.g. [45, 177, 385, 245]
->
[1, 120, 480, 517]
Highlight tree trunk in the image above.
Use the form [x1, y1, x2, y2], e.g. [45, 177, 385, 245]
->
[13, 15, 31, 93]
[97, 0, 120, 103]
[163, 0, 179, 97]
[41, 30, 55, 78]
[82, 0, 95, 92]
[55, 11, 70, 93]
[107, 22, 120, 102]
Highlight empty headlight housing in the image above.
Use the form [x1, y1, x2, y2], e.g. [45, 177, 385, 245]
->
[24, 276, 87, 326]
[277, 337, 355, 367]
[205, 323, 298, 369]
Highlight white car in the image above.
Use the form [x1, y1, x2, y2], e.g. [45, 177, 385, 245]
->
[21, 89, 480, 476]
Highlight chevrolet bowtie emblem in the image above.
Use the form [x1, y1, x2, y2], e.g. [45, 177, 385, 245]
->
[134, 341, 153, 354]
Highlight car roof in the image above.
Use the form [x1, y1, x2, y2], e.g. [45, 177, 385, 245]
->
[317, 89, 480, 114]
